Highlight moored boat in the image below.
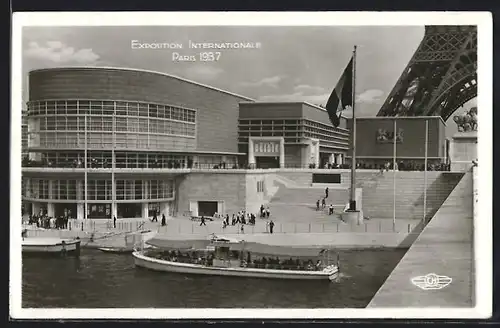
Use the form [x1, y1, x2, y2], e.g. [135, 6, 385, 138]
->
[22, 237, 81, 257]
[97, 247, 134, 254]
[96, 229, 157, 254]
[133, 234, 339, 281]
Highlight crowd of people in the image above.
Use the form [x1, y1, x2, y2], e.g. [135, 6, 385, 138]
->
[23, 155, 451, 172]
[26, 213, 71, 229]
[247, 257, 323, 271]
[375, 161, 451, 172]
[205, 205, 275, 234]
[151, 249, 324, 271]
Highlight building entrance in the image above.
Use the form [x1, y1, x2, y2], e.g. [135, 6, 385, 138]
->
[117, 203, 141, 218]
[198, 201, 218, 217]
[255, 156, 280, 169]
[87, 203, 111, 219]
[54, 203, 77, 219]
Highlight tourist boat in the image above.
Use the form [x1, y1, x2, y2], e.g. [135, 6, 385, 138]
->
[22, 236, 81, 257]
[132, 234, 339, 281]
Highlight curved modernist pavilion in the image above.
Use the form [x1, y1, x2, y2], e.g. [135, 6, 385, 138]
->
[23, 67, 251, 219]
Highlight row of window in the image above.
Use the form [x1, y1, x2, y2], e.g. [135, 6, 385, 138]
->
[239, 119, 301, 125]
[116, 180, 174, 200]
[240, 125, 298, 131]
[30, 117, 196, 137]
[24, 151, 237, 169]
[27, 100, 196, 122]
[29, 132, 196, 150]
[239, 119, 349, 135]
[304, 120, 350, 137]
[25, 178, 174, 201]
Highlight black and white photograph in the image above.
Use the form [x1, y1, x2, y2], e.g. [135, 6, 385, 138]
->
[10, 12, 492, 319]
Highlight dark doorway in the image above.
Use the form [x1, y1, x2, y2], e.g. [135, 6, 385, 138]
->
[117, 203, 141, 218]
[198, 201, 218, 217]
[256, 156, 279, 169]
[55, 203, 77, 219]
[88, 203, 111, 219]
[320, 153, 330, 168]
[148, 203, 160, 217]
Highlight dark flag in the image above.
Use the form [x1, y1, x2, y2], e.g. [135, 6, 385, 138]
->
[325, 57, 354, 127]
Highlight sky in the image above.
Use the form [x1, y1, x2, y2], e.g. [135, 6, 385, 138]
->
[21, 26, 476, 135]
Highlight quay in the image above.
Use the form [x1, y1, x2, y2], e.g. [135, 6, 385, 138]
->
[368, 168, 476, 308]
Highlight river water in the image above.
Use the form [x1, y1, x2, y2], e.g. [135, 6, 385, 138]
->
[22, 249, 406, 308]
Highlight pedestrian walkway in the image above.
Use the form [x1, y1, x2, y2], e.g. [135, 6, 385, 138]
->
[368, 170, 474, 308]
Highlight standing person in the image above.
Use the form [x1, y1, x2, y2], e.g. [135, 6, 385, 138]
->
[113, 216, 117, 228]
[325, 187, 329, 199]
[265, 207, 270, 218]
[321, 198, 326, 209]
[269, 220, 275, 234]
[316, 199, 320, 211]
[161, 213, 166, 226]
[329, 204, 334, 215]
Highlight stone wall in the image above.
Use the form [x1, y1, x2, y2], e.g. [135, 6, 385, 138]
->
[450, 132, 477, 172]
[175, 172, 247, 215]
[245, 172, 280, 213]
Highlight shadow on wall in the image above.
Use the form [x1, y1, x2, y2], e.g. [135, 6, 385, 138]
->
[412, 173, 464, 221]
[269, 178, 287, 203]
[398, 218, 426, 249]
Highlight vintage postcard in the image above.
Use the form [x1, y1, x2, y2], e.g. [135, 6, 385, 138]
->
[10, 12, 492, 319]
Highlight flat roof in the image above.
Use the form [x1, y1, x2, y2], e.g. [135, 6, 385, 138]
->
[353, 116, 447, 126]
[239, 101, 349, 119]
[29, 66, 256, 102]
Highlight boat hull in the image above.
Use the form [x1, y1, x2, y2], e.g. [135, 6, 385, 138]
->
[133, 252, 338, 281]
[98, 247, 134, 254]
[22, 238, 81, 257]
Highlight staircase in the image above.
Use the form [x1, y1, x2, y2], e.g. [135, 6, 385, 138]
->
[362, 171, 464, 220]
[267, 173, 349, 223]
[265, 170, 463, 223]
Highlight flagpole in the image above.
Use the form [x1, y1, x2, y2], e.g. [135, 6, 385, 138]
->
[349, 45, 357, 211]
[423, 119, 429, 223]
[84, 113, 88, 220]
[392, 118, 397, 226]
[112, 107, 116, 221]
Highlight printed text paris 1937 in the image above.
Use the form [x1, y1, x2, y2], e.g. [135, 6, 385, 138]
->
[130, 39, 262, 62]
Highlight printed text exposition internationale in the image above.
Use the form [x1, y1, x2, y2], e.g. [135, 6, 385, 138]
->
[131, 40, 262, 50]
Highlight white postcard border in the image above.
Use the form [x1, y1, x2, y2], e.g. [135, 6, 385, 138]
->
[10, 11, 493, 319]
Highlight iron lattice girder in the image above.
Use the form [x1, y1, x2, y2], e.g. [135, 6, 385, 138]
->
[376, 25, 477, 119]
[437, 76, 477, 121]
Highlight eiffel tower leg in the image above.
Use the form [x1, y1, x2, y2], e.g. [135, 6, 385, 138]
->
[377, 26, 477, 121]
